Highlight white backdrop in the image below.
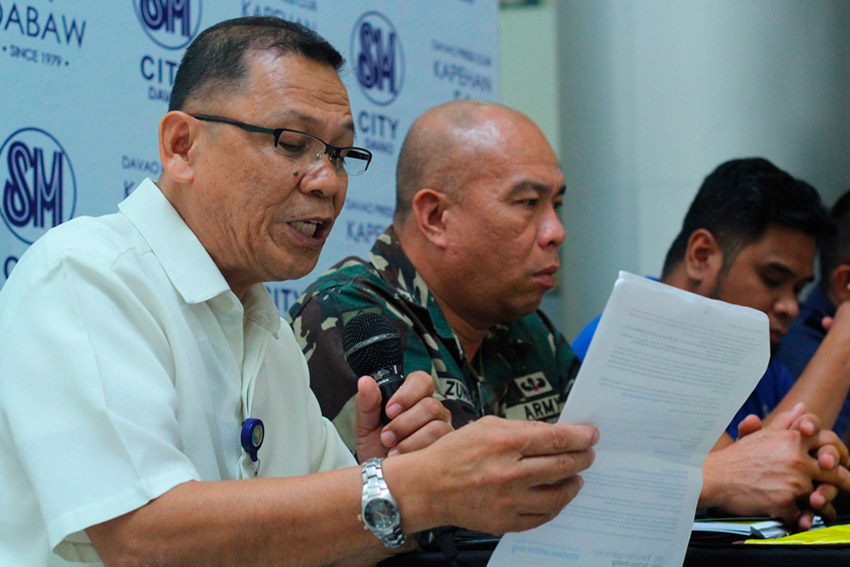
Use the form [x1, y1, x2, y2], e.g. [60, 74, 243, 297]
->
[0, 0, 500, 315]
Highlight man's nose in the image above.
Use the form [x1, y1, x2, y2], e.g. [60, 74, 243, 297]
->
[775, 289, 800, 322]
[539, 206, 566, 248]
[298, 155, 348, 199]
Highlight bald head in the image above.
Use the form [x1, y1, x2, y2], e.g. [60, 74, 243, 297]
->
[390, 99, 566, 339]
[394, 100, 552, 223]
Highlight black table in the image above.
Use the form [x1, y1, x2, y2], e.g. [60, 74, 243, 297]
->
[379, 533, 850, 566]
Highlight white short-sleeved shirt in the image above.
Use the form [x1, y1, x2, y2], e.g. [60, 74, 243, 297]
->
[0, 179, 355, 566]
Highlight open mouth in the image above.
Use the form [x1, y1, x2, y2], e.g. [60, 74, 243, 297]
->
[290, 219, 330, 240]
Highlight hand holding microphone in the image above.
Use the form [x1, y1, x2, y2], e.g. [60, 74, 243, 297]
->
[343, 312, 407, 424]
[344, 311, 452, 460]
[344, 313, 460, 564]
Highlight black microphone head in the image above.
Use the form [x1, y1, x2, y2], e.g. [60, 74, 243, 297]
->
[342, 312, 403, 376]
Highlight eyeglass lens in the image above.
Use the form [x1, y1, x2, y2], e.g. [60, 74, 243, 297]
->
[275, 130, 369, 175]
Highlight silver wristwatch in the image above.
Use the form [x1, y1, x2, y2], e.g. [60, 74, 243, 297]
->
[360, 458, 406, 548]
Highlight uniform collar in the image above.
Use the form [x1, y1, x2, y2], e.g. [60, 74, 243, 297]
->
[368, 228, 526, 352]
[369, 227, 457, 341]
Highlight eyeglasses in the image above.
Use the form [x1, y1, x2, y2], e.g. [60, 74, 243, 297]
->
[191, 114, 373, 176]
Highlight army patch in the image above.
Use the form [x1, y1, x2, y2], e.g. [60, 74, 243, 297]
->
[504, 394, 561, 422]
[513, 372, 554, 400]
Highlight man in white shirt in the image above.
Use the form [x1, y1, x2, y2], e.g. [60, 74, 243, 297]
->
[0, 16, 598, 567]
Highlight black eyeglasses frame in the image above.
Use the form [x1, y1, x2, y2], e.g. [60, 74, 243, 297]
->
[190, 113, 372, 175]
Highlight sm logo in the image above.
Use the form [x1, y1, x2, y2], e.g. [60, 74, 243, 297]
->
[134, 0, 203, 50]
[350, 11, 405, 106]
[0, 129, 77, 245]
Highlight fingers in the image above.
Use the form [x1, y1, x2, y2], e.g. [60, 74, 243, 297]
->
[819, 503, 837, 525]
[414, 419, 597, 535]
[383, 371, 435, 420]
[736, 414, 763, 438]
[789, 414, 850, 468]
[380, 371, 452, 456]
[505, 421, 598, 487]
[804, 429, 850, 468]
[809, 483, 839, 513]
[791, 413, 820, 438]
[799, 484, 837, 531]
[354, 376, 383, 436]
[800, 499, 836, 530]
[519, 447, 596, 487]
[353, 376, 390, 461]
[813, 461, 850, 493]
[382, 398, 452, 456]
[836, 435, 850, 468]
[479, 476, 586, 535]
[817, 445, 839, 471]
[797, 509, 816, 531]
[775, 503, 804, 527]
[508, 420, 600, 457]
[523, 476, 585, 518]
[767, 403, 807, 431]
[386, 421, 453, 456]
[830, 435, 849, 468]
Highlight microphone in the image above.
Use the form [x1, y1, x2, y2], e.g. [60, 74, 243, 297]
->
[342, 312, 406, 424]
[345, 312, 460, 564]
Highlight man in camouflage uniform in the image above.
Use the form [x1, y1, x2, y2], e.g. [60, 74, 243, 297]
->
[289, 100, 575, 452]
[289, 100, 850, 529]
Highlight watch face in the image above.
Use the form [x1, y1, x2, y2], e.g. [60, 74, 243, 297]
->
[364, 498, 398, 530]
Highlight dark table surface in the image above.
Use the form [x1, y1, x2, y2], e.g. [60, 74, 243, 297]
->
[378, 528, 850, 567]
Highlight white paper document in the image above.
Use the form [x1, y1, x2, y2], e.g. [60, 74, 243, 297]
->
[489, 272, 769, 567]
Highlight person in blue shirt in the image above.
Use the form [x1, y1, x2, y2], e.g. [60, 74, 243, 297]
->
[777, 189, 850, 437]
[574, 158, 850, 448]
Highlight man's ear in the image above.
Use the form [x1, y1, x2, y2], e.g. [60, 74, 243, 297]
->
[159, 111, 197, 184]
[411, 188, 452, 249]
[830, 263, 850, 303]
[684, 229, 724, 288]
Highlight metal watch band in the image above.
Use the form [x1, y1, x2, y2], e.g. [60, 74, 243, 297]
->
[360, 458, 406, 548]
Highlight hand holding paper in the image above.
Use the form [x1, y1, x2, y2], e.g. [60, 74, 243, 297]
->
[490, 272, 769, 567]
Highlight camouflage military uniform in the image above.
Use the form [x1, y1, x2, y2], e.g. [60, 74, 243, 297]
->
[288, 227, 579, 453]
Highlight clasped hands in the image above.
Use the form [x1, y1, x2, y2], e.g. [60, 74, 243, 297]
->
[710, 403, 850, 530]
